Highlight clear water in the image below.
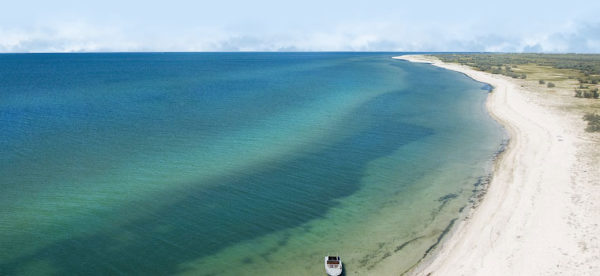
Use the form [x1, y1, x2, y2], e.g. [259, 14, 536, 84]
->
[0, 53, 504, 275]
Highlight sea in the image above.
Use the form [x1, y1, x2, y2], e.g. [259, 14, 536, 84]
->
[0, 52, 505, 275]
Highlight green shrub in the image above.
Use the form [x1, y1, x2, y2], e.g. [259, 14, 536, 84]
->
[547, 82, 555, 88]
[539, 80, 545, 84]
[576, 88, 600, 98]
[583, 113, 600, 132]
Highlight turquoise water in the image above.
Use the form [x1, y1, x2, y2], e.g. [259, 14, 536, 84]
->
[0, 53, 504, 275]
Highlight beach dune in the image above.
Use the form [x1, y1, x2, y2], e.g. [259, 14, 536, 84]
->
[395, 55, 600, 275]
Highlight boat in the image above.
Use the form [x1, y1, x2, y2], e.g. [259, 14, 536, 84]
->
[324, 255, 342, 276]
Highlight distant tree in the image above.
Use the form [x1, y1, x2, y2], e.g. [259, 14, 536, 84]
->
[547, 82, 555, 88]
[520, 74, 527, 79]
[539, 80, 546, 84]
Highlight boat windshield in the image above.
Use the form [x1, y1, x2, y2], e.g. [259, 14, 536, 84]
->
[327, 260, 340, 265]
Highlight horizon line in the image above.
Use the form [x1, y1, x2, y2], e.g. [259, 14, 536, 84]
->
[1, 51, 599, 54]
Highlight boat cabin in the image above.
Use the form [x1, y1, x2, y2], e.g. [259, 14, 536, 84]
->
[326, 256, 340, 266]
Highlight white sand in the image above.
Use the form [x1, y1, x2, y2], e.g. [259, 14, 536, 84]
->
[394, 55, 600, 275]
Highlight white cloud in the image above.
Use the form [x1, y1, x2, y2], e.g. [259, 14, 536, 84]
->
[0, 22, 140, 52]
[1, 20, 599, 53]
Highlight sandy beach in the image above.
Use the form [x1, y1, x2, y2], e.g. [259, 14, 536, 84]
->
[394, 55, 600, 275]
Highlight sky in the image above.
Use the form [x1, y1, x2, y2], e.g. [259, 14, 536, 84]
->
[1, 0, 600, 53]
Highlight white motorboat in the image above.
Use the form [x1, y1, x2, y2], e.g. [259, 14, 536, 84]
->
[324, 255, 342, 276]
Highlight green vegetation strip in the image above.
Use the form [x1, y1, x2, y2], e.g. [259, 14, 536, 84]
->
[432, 53, 600, 132]
[433, 53, 600, 99]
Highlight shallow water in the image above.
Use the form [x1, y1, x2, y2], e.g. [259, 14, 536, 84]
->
[0, 53, 504, 275]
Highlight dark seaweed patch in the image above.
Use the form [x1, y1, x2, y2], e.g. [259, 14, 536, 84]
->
[394, 236, 425, 253]
[437, 193, 458, 202]
[423, 218, 457, 257]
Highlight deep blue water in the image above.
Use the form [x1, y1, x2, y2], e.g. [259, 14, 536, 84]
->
[0, 53, 504, 275]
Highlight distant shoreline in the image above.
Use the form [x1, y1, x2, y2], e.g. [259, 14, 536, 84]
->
[394, 55, 600, 275]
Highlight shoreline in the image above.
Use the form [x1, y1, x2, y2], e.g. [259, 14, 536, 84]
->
[394, 55, 600, 275]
